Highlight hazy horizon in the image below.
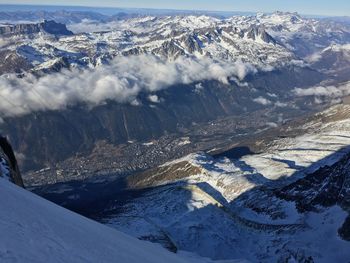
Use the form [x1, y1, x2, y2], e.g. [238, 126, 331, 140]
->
[0, 1, 349, 17]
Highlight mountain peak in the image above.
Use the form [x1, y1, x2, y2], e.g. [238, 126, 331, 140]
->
[245, 24, 276, 44]
[40, 20, 74, 36]
[257, 11, 304, 25]
[272, 11, 302, 19]
[0, 20, 73, 36]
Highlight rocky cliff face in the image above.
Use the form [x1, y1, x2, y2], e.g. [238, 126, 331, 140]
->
[276, 151, 350, 240]
[246, 25, 276, 44]
[0, 136, 24, 187]
[0, 20, 73, 36]
[0, 50, 32, 75]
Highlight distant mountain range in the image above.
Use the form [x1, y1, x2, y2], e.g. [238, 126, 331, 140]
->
[0, 4, 257, 18]
[1, 11, 350, 75]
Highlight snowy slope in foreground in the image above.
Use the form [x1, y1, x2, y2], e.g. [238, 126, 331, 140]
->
[0, 178, 231, 263]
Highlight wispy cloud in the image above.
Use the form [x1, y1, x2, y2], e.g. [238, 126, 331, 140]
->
[253, 96, 272, 105]
[67, 19, 121, 33]
[293, 82, 350, 99]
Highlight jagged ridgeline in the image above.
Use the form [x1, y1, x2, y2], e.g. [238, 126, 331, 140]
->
[0, 20, 73, 36]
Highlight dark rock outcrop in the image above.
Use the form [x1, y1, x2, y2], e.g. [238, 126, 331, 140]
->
[0, 136, 24, 187]
[246, 25, 276, 44]
[154, 39, 186, 59]
[0, 50, 33, 75]
[276, 151, 350, 240]
[0, 20, 73, 36]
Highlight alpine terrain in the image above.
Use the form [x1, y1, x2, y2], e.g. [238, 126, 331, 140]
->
[0, 5, 350, 263]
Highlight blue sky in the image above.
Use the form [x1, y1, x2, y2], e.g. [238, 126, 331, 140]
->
[1, 0, 349, 16]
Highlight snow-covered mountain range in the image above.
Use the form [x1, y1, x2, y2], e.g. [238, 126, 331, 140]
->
[0, 12, 349, 75]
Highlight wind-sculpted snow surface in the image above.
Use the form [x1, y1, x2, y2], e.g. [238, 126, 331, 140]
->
[0, 177, 240, 263]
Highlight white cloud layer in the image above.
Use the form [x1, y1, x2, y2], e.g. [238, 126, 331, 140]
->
[0, 55, 257, 117]
[67, 19, 121, 33]
[253, 96, 272, 105]
[293, 82, 350, 99]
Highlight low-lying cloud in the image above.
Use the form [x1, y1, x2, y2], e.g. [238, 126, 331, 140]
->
[253, 96, 272, 105]
[293, 82, 350, 99]
[67, 19, 121, 33]
[0, 55, 257, 117]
